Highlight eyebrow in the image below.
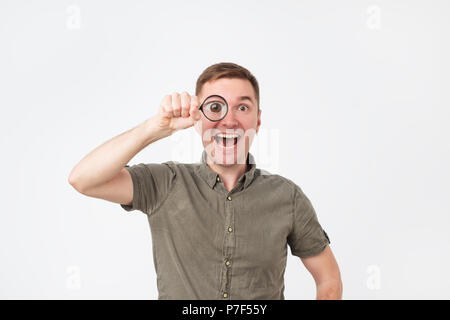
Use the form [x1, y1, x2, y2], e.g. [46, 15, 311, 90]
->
[237, 96, 255, 105]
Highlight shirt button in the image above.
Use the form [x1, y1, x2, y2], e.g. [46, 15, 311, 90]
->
[227, 196, 232, 201]
[227, 227, 233, 233]
[225, 260, 231, 266]
[223, 292, 228, 298]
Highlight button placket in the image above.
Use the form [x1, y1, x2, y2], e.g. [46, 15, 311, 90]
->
[219, 195, 235, 299]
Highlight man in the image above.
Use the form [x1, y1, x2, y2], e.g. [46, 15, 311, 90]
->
[68, 62, 343, 300]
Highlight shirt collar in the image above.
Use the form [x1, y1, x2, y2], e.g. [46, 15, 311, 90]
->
[196, 150, 257, 190]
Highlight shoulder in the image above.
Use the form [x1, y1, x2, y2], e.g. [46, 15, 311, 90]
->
[160, 160, 203, 176]
[255, 168, 300, 194]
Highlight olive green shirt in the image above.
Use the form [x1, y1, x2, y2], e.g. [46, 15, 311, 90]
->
[120, 151, 330, 300]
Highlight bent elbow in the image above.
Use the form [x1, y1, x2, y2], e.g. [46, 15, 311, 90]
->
[68, 173, 86, 194]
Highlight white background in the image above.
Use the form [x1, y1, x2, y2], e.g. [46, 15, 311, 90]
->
[1, 0, 449, 299]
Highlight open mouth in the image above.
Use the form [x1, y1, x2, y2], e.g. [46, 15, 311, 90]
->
[214, 133, 241, 147]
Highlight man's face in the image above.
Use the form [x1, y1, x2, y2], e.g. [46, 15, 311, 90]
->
[195, 78, 261, 166]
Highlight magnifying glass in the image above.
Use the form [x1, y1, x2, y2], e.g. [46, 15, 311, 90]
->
[199, 95, 228, 122]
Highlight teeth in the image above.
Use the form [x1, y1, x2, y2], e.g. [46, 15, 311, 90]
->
[216, 133, 240, 138]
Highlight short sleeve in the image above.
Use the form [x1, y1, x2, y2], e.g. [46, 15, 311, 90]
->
[287, 185, 331, 258]
[120, 162, 176, 215]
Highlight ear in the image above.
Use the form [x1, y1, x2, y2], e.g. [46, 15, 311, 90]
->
[256, 109, 262, 134]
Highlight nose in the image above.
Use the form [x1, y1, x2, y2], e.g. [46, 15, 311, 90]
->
[219, 108, 239, 128]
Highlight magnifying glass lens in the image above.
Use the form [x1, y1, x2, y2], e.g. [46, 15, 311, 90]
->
[202, 96, 228, 121]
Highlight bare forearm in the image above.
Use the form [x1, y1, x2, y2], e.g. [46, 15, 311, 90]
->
[68, 115, 170, 192]
[316, 280, 343, 300]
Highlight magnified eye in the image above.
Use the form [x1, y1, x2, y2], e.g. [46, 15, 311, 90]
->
[206, 102, 223, 113]
[200, 95, 228, 121]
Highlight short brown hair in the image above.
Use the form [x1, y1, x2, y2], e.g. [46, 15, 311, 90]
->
[195, 62, 260, 109]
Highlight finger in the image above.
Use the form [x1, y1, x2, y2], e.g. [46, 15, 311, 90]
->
[190, 95, 201, 121]
[160, 95, 173, 118]
[161, 108, 173, 118]
[171, 92, 181, 117]
[180, 91, 190, 118]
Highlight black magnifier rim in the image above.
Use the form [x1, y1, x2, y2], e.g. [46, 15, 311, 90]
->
[199, 94, 229, 122]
